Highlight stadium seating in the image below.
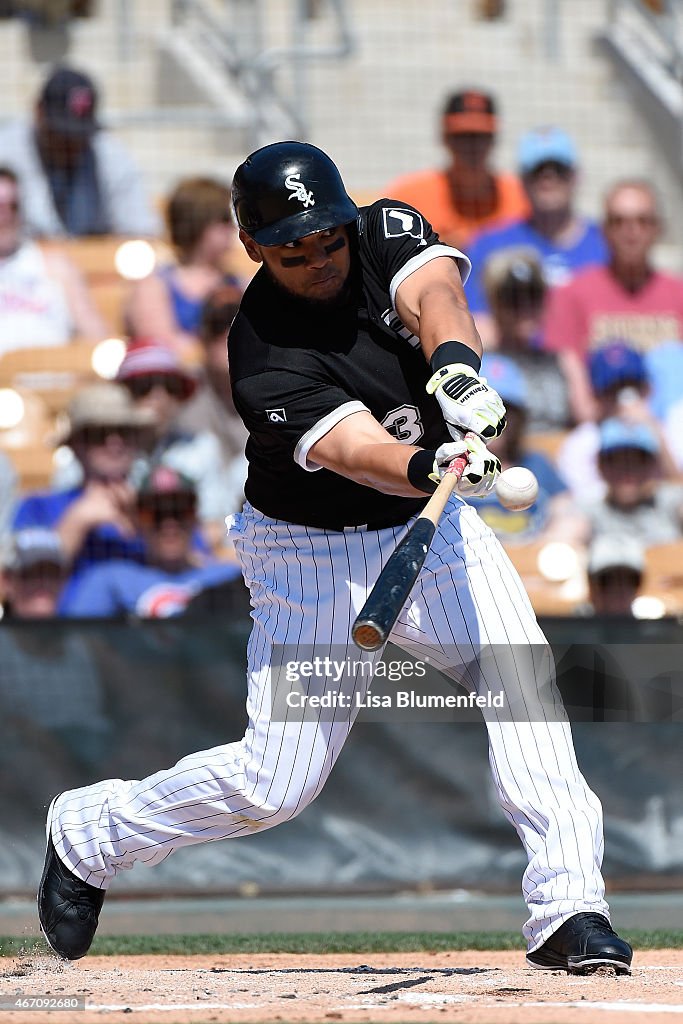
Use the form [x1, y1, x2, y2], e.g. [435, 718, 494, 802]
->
[503, 540, 585, 616]
[642, 542, 683, 615]
[0, 389, 55, 490]
[0, 344, 100, 415]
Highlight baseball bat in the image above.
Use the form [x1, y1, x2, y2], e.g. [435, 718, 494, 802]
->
[351, 448, 469, 651]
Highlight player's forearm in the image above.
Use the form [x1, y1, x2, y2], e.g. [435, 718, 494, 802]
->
[395, 260, 482, 366]
[323, 442, 432, 498]
[419, 298, 483, 367]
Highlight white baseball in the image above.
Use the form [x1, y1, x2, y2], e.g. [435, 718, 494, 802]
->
[495, 466, 539, 511]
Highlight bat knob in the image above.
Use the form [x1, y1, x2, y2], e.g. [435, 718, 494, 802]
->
[351, 620, 385, 651]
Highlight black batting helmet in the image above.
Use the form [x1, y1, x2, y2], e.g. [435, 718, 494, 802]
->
[232, 141, 358, 246]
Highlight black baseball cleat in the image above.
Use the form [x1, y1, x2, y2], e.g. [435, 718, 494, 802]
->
[527, 913, 632, 975]
[38, 825, 105, 960]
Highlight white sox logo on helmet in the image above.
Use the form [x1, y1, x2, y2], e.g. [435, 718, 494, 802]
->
[285, 173, 315, 208]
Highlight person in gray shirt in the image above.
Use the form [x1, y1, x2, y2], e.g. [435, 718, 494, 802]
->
[0, 66, 159, 238]
[583, 418, 683, 545]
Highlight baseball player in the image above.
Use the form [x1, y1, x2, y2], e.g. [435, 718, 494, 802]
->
[39, 141, 632, 975]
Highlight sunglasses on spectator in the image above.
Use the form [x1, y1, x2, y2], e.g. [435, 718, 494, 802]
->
[605, 213, 658, 229]
[592, 569, 641, 590]
[79, 425, 139, 446]
[126, 374, 189, 400]
[527, 161, 573, 179]
[137, 495, 197, 527]
[13, 564, 65, 583]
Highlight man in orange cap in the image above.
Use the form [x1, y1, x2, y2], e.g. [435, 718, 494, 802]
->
[385, 88, 528, 249]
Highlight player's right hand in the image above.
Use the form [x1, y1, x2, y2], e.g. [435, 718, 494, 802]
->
[426, 362, 506, 441]
[429, 436, 501, 499]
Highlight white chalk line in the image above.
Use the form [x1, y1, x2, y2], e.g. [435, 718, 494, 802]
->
[344, 994, 683, 1013]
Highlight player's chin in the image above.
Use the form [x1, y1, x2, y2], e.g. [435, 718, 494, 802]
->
[305, 276, 347, 306]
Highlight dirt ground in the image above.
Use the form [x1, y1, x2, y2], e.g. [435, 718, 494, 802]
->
[1, 950, 683, 1023]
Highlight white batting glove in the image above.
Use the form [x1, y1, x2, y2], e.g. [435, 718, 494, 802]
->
[426, 363, 507, 441]
[428, 436, 501, 499]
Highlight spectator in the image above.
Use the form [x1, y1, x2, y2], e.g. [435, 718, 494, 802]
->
[0, 452, 17, 548]
[384, 89, 529, 249]
[543, 181, 683, 419]
[0, 523, 108, 769]
[0, 166, 108, 353]
[125, 177, 240, 353]
[1, 527, 68, 618]
[0, 65, 159, 238]
[117, 337, 245, 531]
[583, 418, 683, 545]
[581, 534, 645, 617]
[475, 354, 585, 545]
[176, 286, 249, 516]
[59, 466, 241, 618]
[558, 341, 679, 503]
[13, 382, 155, 580]
[464, 126, 607, 340]
[483, 248, 571, 431]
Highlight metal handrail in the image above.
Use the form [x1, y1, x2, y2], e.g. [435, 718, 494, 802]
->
[608, 0, 683, 81]
[168, 0, 356, 143]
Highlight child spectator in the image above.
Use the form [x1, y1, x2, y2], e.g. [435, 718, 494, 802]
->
[483, 248, 571, 431]
[0, 66, 159, 238]
[558, 341, 679, 503]
[125, 177, 239, 353]
[1, 527, 68, 618]
[475, 354, 585, 545]
[13, 382, 155, 578]
[385, 89, 528, 249]
[59, 466, 241, 618]
[0, 166, 108, 352]
[465, 127, 607, 342]
[580, 534, 645, 617]
[583, 419, 683, 545]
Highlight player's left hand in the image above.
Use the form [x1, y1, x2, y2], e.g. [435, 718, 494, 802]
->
[429, 436, 501, 499]
[426, 362, 506, 441]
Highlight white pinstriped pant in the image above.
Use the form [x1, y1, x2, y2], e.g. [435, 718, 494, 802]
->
[50, 497, 608, 951]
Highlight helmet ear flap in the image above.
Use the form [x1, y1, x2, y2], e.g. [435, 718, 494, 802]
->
[232, 141, 358, 246]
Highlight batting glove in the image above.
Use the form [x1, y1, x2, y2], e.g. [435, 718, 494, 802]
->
[426, 363, 506, 441]
[428, 436, 501, 499]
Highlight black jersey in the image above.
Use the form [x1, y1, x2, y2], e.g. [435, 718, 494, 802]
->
[229, 199, 471, 530]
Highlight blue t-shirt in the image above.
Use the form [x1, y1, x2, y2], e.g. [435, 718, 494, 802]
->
[13, 487, 211, 602]
[158, 266, 242, 334]
[476, 451, 566, 544]
[59, 560, 242, 618]
[464, 218, 608, 314]
[13, 488, 146, 576]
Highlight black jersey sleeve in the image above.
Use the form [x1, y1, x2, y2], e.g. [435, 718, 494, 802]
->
[360, 199, 472, 307]
[233, 370, 369, 473]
